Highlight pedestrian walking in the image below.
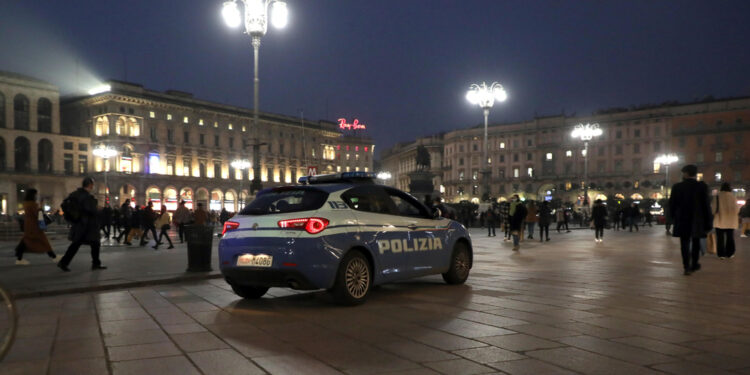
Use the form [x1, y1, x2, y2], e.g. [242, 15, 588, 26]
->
[114, 202, 133, 245]
[15, 189, 60, 265]
[628, 203, 640, 232]
[219, 208, 230, 226]
[153, 205, 175, 249]
[591, 199, 607, 243]
[486, 208, 496, 237]
[174, 200, 192, 243]
[500, 201, 511, 241]
[525, 201, 538, 240]
[610, 207, 620, 231]
[194, 202, 209, 225]
[509, 195, 527, 251]
[538, 201, 551, 242]
[58, 177, 107, 272]
[740, 202, 750, 238]
[669, 165, 712, 275]
[112, 206, 121, 238]
[126, 205, 143, 244]
[140, 201, 159, 247]
[100, 204, 113, 239]
[644, 209, 653, 227]
[712, 182, 739, 259]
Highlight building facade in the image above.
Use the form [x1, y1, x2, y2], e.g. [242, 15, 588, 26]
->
[0, 71, 92, 217]
[379, 97, 750, 205]
[0, 72, 374, 217]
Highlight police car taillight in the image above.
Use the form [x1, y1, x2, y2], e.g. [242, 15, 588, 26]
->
[277, 217, 329, 234]
[222, 221, 240, 235]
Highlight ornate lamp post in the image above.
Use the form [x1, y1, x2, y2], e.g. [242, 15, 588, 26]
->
[654, 153, 678, 199]
[93, 145, 118, 204]
[222, 0, 288, 194]
[231, 159, 251, 210]
[571, 123, 603, 207]
[466, 82, 507, 201]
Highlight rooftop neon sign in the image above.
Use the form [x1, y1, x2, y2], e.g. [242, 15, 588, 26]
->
[338, 118, 366, 130]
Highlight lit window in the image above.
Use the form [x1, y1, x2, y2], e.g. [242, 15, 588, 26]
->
[199, 119, 204, 126]
[355, 154, 360, 160]
[566, 150, 572, 157]
[364, 167, 368, 172]
[346, 145, 350, 151]
[565, 182, 572, 190]
[513, 168, 520, 178]
[183, 116, 189, 124]
[346, 153, 350, 160]
[581, 149, 587, 157]
[364, 146, 368, 152]
[527, 167, 534, 177]
[149, 111, 155, 118]
[716, 152, 723, 162]
[697, 173, 703, 181]
[167, 114, 172, 120]
[336, 166, 341, 172]
[214, 122, 218, 128]
[653, 162, 661, 173]
[346, 166, 350, 172]
[500, 142, 505, 149]
[336, 145, 341, 150]
[546, 153, 553, 160]
[228, 123, 233, 130]
[355, 167, 360, 171]
[715, 172, 722, 181]
[355, 146, 359, 151]
[242, 126, 246, 132]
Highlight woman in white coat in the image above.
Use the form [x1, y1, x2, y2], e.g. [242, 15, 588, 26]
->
[713, 182, 739, 259]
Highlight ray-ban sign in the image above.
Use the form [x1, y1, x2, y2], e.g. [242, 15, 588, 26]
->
[338, 118, 366, 130]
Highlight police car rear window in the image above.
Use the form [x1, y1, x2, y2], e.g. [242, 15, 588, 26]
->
[240, 188, 328, 215]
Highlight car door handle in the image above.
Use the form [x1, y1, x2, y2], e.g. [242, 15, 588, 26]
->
[407, 224, 418, 230]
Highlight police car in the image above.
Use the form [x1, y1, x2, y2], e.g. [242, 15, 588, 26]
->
[219, 172, 473, 305]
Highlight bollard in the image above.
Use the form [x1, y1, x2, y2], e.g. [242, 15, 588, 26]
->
[185, 224, 214, 272]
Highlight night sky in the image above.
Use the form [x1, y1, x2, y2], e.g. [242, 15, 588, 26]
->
[2, 1, 749, 154]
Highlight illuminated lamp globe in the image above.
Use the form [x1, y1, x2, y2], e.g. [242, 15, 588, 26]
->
[271, 1, 288, 29]
[222, 1, 242, 28]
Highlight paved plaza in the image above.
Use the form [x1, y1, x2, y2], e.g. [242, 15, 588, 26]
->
[2, 226, 750, 375]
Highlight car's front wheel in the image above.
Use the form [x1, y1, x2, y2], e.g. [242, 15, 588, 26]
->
[229, 283, 270, 299]
[442, 241, 471, 284]
[331, 250, 372, 305]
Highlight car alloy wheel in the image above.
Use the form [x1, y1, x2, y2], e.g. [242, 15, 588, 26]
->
[345, 257, 370, 299]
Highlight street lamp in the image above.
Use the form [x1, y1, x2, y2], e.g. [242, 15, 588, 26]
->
[570, 123, 603, 207]
[654, 153, 678, 199]
[93, 145, 118, 204]
[222, 0, 288, 194]
[466, 82, 507, 201]
[231, 159, 251, 209]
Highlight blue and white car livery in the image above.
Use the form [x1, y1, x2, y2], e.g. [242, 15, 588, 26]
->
[219, 172, 472, 305]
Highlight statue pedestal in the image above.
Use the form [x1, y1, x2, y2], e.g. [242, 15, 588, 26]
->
[408, 171, 436, 203]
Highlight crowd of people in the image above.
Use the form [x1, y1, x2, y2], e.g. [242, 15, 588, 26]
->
[431, 164, 749, 274]
[13, 176, 222, 271]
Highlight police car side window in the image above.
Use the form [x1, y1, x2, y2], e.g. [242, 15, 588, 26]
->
[384, 188, 429, 218]
[341, 186, 395, 215]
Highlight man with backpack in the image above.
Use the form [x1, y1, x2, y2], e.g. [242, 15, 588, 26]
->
[58, 177, 107, 272]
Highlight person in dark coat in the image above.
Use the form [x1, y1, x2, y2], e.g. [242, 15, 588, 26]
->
[509, 195, 527, 251]
[219, 208, 230, 226]
[100, 204, 113, 239]
[628, 203, 640, 232]
[538, 201, 552, 242]
[114, 202, 133, 245]
[669, 165, 713, 275]
[591, 199, 608, 242]
[485, 208, 496, 237]
[58, 177, 106, 272]
[15, 189, 60, 265]
[140, 201, 159, 247]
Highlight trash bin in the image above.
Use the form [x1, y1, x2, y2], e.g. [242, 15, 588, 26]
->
[186, 224, 214, 272]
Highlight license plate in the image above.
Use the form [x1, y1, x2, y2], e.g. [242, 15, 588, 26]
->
[237, 254, 273, 267]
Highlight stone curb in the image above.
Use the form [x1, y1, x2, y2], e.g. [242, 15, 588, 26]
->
[11, 272, 224, 300]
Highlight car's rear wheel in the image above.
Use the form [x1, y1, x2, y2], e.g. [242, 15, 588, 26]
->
[442, 241, 471, 284]
[229, 283, 269, 299]
[331, 250, 371, 305]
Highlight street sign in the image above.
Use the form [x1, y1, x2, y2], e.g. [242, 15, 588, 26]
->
[307, 166, 318, 176]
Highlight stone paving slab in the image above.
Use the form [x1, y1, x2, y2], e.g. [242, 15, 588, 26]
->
[0, 234, 222, 298]
[1, 227, 750, 374]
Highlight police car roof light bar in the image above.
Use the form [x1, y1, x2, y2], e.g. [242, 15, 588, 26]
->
[298, 172, 377, 185]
